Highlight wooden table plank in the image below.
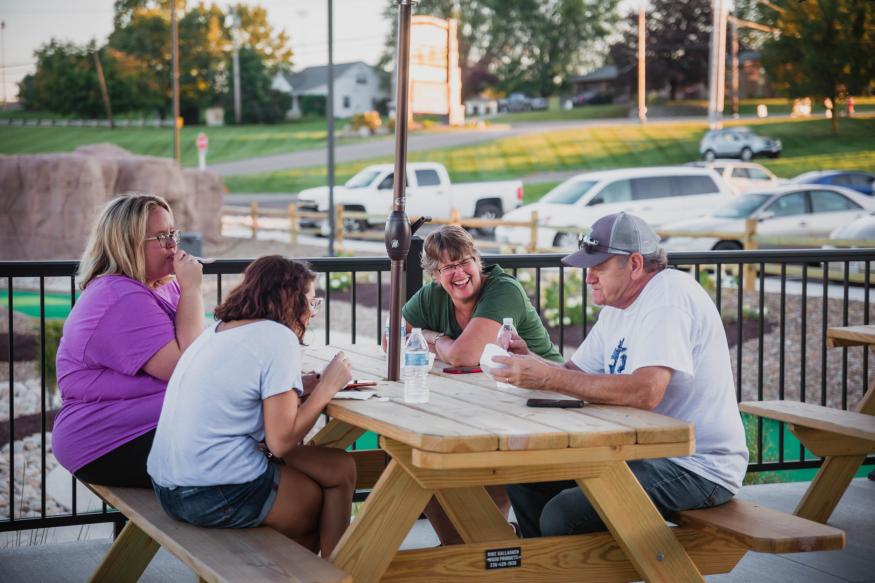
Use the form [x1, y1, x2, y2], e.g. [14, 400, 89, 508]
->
[826, 324, 875, 349]
[739, 401, 875, 443]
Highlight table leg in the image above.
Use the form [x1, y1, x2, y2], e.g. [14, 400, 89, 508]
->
[88, 521, 160, 583]
[795, 454, 868, 523]
[330, 458, 433, 583]
[435, 486, 517, 543]
[309, 418, 365, 449]
[577, 461, 704, 583]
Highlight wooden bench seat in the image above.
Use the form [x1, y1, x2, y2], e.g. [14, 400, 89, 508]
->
[674, 498, 845, 554]
[87, 484, 351, 583]
[739, 399, 875, 523]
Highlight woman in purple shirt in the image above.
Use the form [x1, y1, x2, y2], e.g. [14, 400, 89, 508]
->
[52, 193, 204, 487]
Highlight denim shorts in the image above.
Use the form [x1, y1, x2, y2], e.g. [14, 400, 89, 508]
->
[152, 462, 280, 529]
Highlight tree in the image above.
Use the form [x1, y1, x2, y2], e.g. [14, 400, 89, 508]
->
[381, 0, 619, 98]
[223, 47, 291, 124]
[609, 0, 714, 101]
[758, 0, 875, 133]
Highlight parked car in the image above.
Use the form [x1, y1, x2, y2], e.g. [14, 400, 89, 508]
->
[660, 185, 875, 252]
[791, 170, 875, 196]
[529, 96, 549, 111]
[498, 93, 535, 113]
[699, 127, 782, 162]
[494, 166, 733, 249]
[824, 212, 875, 274]
[296, 162, 523, 236]
[686, 160, 783, 194]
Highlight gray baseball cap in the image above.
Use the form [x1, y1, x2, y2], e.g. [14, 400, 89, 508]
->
[562, 212, 660, 268]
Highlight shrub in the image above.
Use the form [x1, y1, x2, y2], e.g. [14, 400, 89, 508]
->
[350, 111, 382, 133]
[35, 319, 64, 397]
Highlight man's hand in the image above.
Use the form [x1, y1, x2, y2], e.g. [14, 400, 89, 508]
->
[505, 332, 530, 356]
[490, 354, 552, 389]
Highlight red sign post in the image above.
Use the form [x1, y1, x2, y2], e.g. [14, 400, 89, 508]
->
[196, 132, 208, 170]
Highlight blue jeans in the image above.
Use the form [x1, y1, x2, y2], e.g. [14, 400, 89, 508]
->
[152, 462, 280, 529]
[507, 458, 733, 537]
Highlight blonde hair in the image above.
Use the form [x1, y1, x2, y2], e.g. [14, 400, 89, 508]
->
[421, 225, 481, 275]
[78, 193, 173, 290]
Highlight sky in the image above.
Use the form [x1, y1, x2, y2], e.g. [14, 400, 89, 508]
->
[0, 0, 391, 103]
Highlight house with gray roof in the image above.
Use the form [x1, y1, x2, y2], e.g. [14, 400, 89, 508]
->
[272, 61, 389, 119]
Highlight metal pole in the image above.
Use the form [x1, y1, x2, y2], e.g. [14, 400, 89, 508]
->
[327, 0, 336, 256]
[386, 0, 414, 381]
[637, 5, 646, 124]
[1, 21, 6, 110]
[707, 0, 719, 129]
[94, 51, 114, 128]
[171, 0, 181, 162]
[232, 12, 242, 124]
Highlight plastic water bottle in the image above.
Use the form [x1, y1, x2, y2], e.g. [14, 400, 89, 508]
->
[403, 328, 430, 403]
[495, 318, 517, 389]
[383, 315, 406, 360]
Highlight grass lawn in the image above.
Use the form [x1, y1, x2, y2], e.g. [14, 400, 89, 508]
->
[0, 118, 352, 167]
[223, 116, 875, 195]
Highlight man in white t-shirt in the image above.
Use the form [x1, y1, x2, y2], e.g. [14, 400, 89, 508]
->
[492, 211, 749, 537]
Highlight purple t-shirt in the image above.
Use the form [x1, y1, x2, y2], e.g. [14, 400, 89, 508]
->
[52, 275, 180, 473]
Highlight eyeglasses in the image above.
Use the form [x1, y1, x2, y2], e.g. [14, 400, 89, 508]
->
[144, 230, 181, 249]
[438, 256, 475, 276]
[577, 233, 630, 256]
[309, 297, 324, 315]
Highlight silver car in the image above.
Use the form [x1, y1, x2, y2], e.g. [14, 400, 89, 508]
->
[661, 185, 874, 251]
[699, 127, 782, 162]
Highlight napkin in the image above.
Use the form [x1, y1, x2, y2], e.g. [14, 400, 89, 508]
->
[480, 343, 509, 377]
[332, 390, 379, 400]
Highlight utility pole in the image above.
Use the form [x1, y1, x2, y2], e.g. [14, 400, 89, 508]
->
[327, 0, 336, 256]
[716, 0, 728, 119]
[93, 50, 114, 128]
[637, 4, 647, 124]
[232, 11, 242, 124]
[708, 0, 728, 129]
[1, 21, 6, 110]
[731, 14, 739, 118]
[171, 0, 181, 162]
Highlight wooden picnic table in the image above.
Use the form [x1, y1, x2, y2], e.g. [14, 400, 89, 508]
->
[740, 324, 875, 523]
[303, 344, 726, 583]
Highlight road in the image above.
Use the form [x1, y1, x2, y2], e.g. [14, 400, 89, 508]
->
[209, 115, 712, 177]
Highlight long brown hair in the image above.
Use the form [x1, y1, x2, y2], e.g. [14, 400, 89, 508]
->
[78, 193, 173, 289]
[213, 256, 316, 342]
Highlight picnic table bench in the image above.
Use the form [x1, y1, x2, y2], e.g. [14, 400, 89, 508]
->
[739, 323, 875, 524]
[86, 483, 351, 583]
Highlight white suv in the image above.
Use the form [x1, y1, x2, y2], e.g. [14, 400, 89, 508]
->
[495, 166, 734, 249]
[687, 160, 782, 194]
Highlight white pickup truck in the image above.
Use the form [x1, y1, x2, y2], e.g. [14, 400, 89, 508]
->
[296, 162, 523, 235]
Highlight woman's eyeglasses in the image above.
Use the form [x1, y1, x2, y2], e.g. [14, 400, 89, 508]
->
[144, 230, 182, 249]
[577, 233, 630, 256]
[309, 297, 324, 315]
[438, 256, 475, 275]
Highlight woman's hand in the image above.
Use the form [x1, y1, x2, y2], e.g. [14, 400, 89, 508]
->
[173, 250, 203, 290]
[301, 371, 321, 396]
[319, 352, 353, 396]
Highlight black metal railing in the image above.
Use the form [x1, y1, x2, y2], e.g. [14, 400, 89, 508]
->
[2, 244, 873, 533]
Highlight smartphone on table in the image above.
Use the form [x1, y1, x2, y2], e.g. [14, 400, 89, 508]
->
[443, 366, 482, 374]
[526, 398, 585, 408]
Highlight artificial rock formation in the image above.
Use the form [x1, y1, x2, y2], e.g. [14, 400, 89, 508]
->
[0, 145, 224, 260]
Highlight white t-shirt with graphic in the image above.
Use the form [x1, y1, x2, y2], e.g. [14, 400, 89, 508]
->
[572, 269, 749, 493]
[148, 320, 303, 488]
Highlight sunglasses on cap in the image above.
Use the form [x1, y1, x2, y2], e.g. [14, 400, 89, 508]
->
[577, 233, 631, 256]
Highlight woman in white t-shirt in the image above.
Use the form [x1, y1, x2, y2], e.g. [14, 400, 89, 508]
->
[148, 256, 355, 557]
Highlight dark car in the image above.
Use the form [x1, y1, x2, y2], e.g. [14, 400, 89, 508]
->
[791, 171, 875, 196]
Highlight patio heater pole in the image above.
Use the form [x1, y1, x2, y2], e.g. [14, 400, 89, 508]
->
[385, 0, 415, 381]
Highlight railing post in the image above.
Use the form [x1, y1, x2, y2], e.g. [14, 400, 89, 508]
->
[288, 203, 298, 245]
[743, 217, 758, 292]
[250, 201, 258, 240]
[405, 236, 424, 301]
[450, 208, 461, 225]
[335, 205, 345, 252]
[529, 211, 539, 253]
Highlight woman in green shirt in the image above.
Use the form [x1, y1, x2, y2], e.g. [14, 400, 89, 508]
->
[402, 225, 562, 366]
[401, 225, 561, 545]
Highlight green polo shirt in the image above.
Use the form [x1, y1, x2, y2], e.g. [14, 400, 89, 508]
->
[402, 264, 562, 362]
